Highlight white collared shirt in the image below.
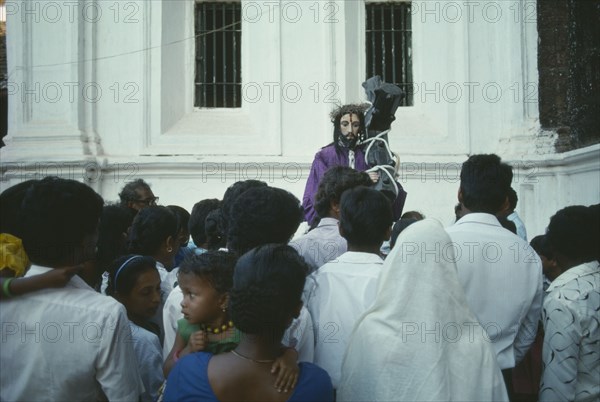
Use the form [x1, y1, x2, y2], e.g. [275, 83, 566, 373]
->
[162, 285, 183, 360]
[446, 213, 543, 369]
[507, 211, 528, 241]
[540, 261, 600, 402]
[305, 251, 384, 387]
[282, 306, 315, 363]
[130, 321, 164, 402]
[290, 217, 347, 273]
[0, 265, 144, 401]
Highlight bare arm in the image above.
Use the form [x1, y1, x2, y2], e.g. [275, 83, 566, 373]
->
[1, 266, 81, 300]
[163, 331, 187, 377]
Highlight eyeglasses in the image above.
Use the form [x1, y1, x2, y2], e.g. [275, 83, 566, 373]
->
[135, 197, 159, 206]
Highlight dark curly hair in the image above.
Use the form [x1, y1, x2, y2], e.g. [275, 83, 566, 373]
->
[189, 199, 221, 248]
[329, 103, 369, 151]
[106, 254, 157, 296]
[220, 180, 268, 235]
[178, 250, 237, 294]
[229, 244, 308, 339]
[227, 186, 303, 254]
[314, 166, 372, 219]
[19, 177, 103, 266]
[128, 206, 178, 255]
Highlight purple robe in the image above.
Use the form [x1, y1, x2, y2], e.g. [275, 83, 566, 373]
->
[302, 144, 407, 224]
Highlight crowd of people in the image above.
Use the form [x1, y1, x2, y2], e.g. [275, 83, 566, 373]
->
[0, 105, 598, 402]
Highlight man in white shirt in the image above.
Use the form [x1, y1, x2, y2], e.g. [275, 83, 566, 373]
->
[290, 166, 372, 273]
[539, 205, 599, 402]
[306, 186, 393, 388]
[0, 177, 143, 401]
[446, 155, 543, 390]
[504, 187, 528, 241]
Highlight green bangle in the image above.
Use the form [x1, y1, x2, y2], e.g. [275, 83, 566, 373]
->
[2, 277, 14, 298]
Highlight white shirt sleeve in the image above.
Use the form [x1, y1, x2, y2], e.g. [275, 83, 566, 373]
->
[162, 287, 183, 360]
[95, 305, 144, 402]
[513, 268, 543, 363]
[130, 325, 165, 402]
[282, 306, 314, 363]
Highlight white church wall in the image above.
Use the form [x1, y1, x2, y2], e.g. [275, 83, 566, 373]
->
[1, 0, 598, 237]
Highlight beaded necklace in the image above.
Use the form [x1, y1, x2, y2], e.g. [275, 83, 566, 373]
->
[205, 320, 234, 334]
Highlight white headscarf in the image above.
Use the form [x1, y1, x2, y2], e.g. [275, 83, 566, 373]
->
[338, 219, 508, 401]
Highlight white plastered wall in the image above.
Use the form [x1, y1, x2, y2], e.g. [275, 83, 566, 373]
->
[1, 0, 599, 237]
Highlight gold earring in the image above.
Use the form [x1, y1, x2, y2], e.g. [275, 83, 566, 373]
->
[167, 246, 173, 253]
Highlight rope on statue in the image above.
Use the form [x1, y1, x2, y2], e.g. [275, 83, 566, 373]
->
[359, 76, 405, 201]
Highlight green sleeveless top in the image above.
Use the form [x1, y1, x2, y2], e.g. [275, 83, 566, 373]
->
[177, 318, 241, 354]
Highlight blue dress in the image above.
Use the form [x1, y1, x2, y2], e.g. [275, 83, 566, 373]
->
[163, 352, 334, 402]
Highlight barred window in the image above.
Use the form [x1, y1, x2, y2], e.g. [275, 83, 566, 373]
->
[195, 1, 241, 108]
[366, 1, 413, 106]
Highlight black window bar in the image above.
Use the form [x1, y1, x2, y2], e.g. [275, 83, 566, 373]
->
[195, 1, 242, 108]
[366, 2, 413, 106]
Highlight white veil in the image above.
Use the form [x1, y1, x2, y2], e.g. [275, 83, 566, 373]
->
[338, 219, 508, 401]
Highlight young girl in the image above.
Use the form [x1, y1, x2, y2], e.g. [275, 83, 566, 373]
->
[164, 250, 300, 393]
[106, 254, 164, 402]
[163, 244, 334, 401]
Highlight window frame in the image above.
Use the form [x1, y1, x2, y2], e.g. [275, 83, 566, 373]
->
[141, 0, 283, 156]
[194, 0, 242, 109]
[365, 0, 414, 107]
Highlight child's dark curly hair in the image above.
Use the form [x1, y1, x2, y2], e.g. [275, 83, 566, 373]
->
[229, 244, 308, 339]
[178, 250, 238, 294]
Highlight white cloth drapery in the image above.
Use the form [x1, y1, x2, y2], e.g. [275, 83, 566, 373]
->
[338, 219, 508, 401]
